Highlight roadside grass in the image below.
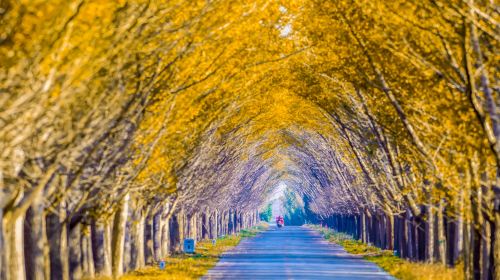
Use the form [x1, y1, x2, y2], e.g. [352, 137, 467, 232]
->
[116, 223, 268, 280]
[308, 224, 464, 280]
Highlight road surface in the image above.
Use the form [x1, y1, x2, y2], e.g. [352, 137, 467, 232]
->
[204, 225, 395, 279]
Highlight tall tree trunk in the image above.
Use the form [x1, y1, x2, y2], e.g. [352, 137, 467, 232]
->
[481, 217, 491, 280]
[153, 209, 161, 261]
[178, 209, 185, 248]
[145, 211, 154, 264]
[401, 214, 408, 259]
[69, 223, 82, 280]
[361, 211, 366, 243]
[210, 210, 218, 239]
[170, 209, 185, 253]
[25, 203, 49, 280]
[202, 210, 210, 240]
[169, 214, 180, 253]
[437, 200, 447, 265]
[111, 193, 129, 278]
[0, 208, 5, 280]
[493, 211, 500, 280]
[129, 210, 145, 270]
[457, 190, 464, 261]
[387, 213, 394, 250]
[47, 213, 69, 280]
[227, 210, 233, 235]
[60, 220, 70, 280]
[91, 219, 112, 277]
[188, 213, 197, 240]
[81, 224, 95, 279]
[464, 220, 473, 280]
[407, 212, 414, 260]
[160, 209, 169, 259]
[426, 205, 435, 263]
[4, 212, 26, 280]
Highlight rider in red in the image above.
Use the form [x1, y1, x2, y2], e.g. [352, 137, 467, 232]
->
[276, 215, 284, 227]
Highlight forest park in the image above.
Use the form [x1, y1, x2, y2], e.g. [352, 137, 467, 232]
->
[0, 0, 499, 279]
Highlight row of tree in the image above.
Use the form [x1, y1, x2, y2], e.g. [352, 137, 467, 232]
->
[0, 0, 288, 279]
[276, 1, 499, 279]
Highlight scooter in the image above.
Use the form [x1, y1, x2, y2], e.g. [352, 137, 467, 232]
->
[276, 218, 284, 228]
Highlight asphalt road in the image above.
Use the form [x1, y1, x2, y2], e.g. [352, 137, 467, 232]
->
[204, 225, 395, 280]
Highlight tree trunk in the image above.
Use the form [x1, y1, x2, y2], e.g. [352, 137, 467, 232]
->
[426, 205, 435, 263]
[25, 204, 49, 280]
[145, 212, 154, 264]
[81, 224, 95, 279]
[69, 223, 82, 280]
[227, 210, 233, 235]
[169, 214, 180, 253]
[493, 211, 500, 280]
[210, 210, 218, 239]
[188, 213, 197, 240]
[0, 208, 5, 280]
[437, 200, 446, 265]
[401, 215, 408, 258]
[4, 212, 26, 280]
[361, 212, 368, 243]
[112, 193, 129, 278]
[387, 213, 394, 250]
[170, 209, 185, 253]
[129, 210, 145, 270]
[202, 210, 209, 240]
[91, 219, 112, 277]
[47, 212, 69, 280]
[160, 209, 169, 259]
[464, 220, 473, 280]
[481, 217, 491, 280]
[153, 210, 161, 261]
[407, 212, 414, 260]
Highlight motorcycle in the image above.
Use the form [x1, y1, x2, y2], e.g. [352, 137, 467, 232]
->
[276, 216, 284, 228]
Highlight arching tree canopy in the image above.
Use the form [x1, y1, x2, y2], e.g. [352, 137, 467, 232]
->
[0, 0, 499, 279]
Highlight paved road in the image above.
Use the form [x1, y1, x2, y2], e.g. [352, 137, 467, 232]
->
[204, 225, 395, 280]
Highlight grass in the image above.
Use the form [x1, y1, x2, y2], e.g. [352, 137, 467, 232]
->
[308, 224, 464, 280]
[115, 223, 268, 280]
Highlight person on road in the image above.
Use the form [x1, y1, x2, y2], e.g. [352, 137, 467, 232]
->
[276, 215, 284, 227]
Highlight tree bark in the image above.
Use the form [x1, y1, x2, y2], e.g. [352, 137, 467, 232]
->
[25, 204, 50, 280]
[47, 212, 69, 280]
[0, 208, 5, 280]
[202, 210, 209, 240]
[4, 212, 26, 280]
[481, 218, 491, 280]
[464, 219, 473, 280]
[112, 193, 129, 278]
[387, 213, 394, 250]
[169, 214, 180, 253]
[153, 209, 162, 261]
[81, 224, 95, 279]
[188, 213, 197, 240]
[91, 219, 112, 277]
[210, 210, 218, 239]
[426, 205, 435, 263]
[145, 211, 154, 264]
[160, 209, 169, 259]
[69, 223, 82, 280]
[437, 200, 447, 265]
[129, 209, 145, 270]
[493, 211, 500, 280]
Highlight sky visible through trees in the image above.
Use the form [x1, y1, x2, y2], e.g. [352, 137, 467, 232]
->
[0, 0, 499, 279]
